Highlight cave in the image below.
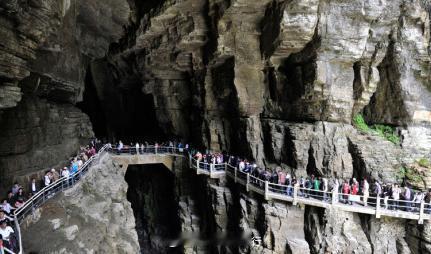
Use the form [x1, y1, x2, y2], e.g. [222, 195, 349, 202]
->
[77, 65, 165, 143]
[3, 1, 431, 254]
[125, 164, 182, 254]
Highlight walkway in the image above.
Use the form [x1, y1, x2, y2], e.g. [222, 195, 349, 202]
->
[11, 145, 430, 254]
[112, 147, 431, 224]
[190, 154, 430, 224]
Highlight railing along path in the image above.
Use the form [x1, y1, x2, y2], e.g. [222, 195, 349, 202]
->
[11, 145, 430, 254]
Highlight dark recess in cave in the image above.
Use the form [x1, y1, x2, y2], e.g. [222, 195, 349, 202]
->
[77, 67, 108, 139]
[125, 164, 182, 254]
[78, 67, 165, 143]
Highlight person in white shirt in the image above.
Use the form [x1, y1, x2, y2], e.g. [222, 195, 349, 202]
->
[135, 143, 140, 154]
[322, 178, 329, 201]
[0, 201, 14, 215]
[44, 172, 51, 187]
[238, 160, 245, 172]
[0, 220, 14, 249]
[392, 184, 401, 210]
[363, 179, 369, 206]
[30, 178, 38, 195]
[77, 158, 83, 169]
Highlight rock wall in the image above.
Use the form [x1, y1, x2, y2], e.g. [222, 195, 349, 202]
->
[0, 0, 131, 187]
[21, 154, 139, 253]
[2, 0, 431, 253]
[0, 95, 93, 191]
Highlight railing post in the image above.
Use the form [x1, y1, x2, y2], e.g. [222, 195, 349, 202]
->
[376, 196, 381, 219]
[332, 189, 337, 205]
[293, 186, 298, 205]
[224, 163, 227, 172]
[234, 168, 237, 183]
[189, 155, 192, 168]
[264, 181, 269, 200]
[419, 200, 425, 224]
[210, 164, 214, 178]
[246, 173, 250, 192]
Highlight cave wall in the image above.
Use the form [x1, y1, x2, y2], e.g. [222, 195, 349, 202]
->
[0, 0, 132, 185]
[2, 0, 431, 253]
[21, 154, 140, 253]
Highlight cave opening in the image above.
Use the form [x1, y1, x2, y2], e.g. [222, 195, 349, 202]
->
[78, 65, 165, 143]
[125, 164, 182, 254]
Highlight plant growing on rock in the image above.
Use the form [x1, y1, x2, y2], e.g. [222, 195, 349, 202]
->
[418, 158, 430, 168]
[396, 166, 424, 189]
[353, 114, 400, 144]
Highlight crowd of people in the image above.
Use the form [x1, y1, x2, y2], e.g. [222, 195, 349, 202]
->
[193, 151, 431, 213]
[114, 140, 189, 154]
[0, 139, 103, 251]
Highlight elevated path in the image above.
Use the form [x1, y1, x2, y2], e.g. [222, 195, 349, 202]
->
[11, 145, 430, 254]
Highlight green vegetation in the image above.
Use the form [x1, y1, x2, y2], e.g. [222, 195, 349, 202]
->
[353, 114, 370, 132]
[396, 166, 423, 184]
[418, 158, 430, 168]
[353, 114, 400, 144]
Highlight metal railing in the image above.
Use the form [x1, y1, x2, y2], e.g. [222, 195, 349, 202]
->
[13, 145, 430, 253]
[12, 144, 111, 254]
[184, 154, 430, 223]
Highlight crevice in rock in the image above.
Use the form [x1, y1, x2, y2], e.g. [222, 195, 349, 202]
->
[363, 38, 409, 126]
[303, 206, 325, 254]
[347, 137, 368, 180]
[125, 164, 182, 254]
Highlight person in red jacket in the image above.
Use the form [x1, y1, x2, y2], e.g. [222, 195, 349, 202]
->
[350, 178, 360, 204]
[342, 180, 350, 204]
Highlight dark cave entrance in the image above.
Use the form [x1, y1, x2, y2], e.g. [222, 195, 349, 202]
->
[125, 164, 182, 254]
[77, 66, 165, 143]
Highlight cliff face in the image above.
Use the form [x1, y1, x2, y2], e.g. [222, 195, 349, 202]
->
[21, 154, 140, 253]
[2, 0, 431, 253]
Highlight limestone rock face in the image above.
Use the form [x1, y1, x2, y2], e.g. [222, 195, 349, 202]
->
[3, 0, 431, 253]
[21, 154, 140, 254]
[0, 0, 130, 108]
[0, 95, 93, 192]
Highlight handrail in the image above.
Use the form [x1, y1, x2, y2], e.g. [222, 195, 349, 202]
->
[13, 144, 110, 254]
[13, 144, 430, 253]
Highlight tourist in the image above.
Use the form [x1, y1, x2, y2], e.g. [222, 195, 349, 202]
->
[402, 186, 412, 211]
[117, 141, 123, 153]
[0, 200, 14, 216]
[392, 184, 401, 210]
[77, 157, 84, 168]
[44, 171, 51, 187]
[373, 180, 382, 205]
[14, 188, 25, 202]
[29, 178, 38, 195]
[11, 183, 20, 196]
[13, 198, 24, 208]
[61, 167, 70, 187]
[413, 191, 425, 212]
[51, 168, 60, 182]
[342, 180, 350, 204]
[362, 178, 369, 206]
[0, 220, 15, 250]
[332, 179, 340, 203]
[135, 143, 140, 154]
[6, 192, 14, 207]
[71, 159, 79, 176]
[322, 178, 328, 201]
[0, 211, 11, 223]
[313, 177, 321, 199]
